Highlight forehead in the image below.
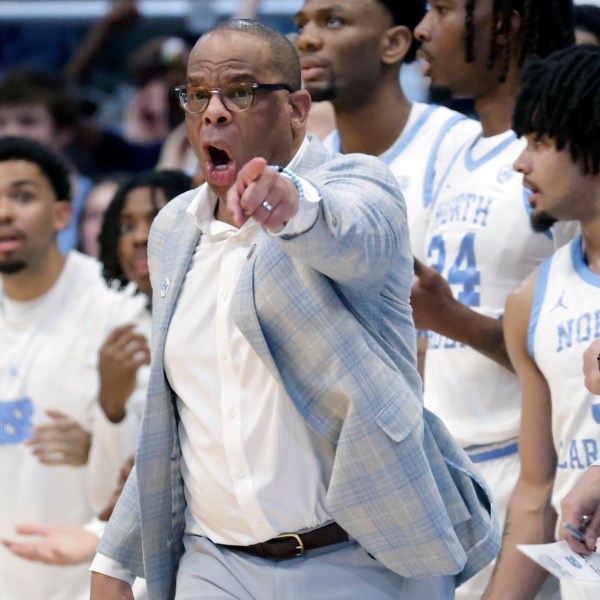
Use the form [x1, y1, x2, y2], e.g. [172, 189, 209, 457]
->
[123, 186, 168, 212]
[0, 104, 53, 119]
[187, 30, 276, 83]
[0, 159, 46, 182]
[0, 159, 55, 199]
[298, 0, 389, 21]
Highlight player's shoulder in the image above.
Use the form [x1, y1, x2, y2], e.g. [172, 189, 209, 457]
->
[415, 102, 480, 133]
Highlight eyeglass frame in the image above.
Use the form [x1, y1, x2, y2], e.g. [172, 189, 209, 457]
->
[174, 82, 295, 115]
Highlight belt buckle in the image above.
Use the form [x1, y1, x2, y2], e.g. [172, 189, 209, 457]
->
[273, 532, 305, 557]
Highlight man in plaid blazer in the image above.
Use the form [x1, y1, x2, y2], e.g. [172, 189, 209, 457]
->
[91, 17, 499, 600]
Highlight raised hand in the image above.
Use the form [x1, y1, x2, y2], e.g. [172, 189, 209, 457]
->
[226, 158, 299, 230]
[99, 324, 150, 423]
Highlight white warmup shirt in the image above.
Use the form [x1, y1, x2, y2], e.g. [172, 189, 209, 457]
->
[0, 251, 148, 600]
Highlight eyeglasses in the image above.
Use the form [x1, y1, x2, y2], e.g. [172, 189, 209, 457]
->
[174, 82, 294, 115]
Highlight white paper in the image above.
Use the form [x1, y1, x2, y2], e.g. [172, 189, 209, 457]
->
[517, 540, 600, 581]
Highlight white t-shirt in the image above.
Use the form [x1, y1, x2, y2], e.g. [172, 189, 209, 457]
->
[0, 251, 148, 600]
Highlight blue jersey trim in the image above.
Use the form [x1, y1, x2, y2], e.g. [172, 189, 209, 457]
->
[431, 137, 472, 205]
[528, 256, 553, 360]
[464, 131, 517, 171]
[572, 234, 600, 288]
[423, 113, 468, 209]
[379, 104, 438, 165]
[330, 105, 438, 163]
[465, 442, 519, 463]
[522, 188, 552, 241]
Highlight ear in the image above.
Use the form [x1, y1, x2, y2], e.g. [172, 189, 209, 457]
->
[495, 9, 522, 47]
[287, 89, 312, 133]
[380, 25, 412, 66]
[53, 200, 72, 233]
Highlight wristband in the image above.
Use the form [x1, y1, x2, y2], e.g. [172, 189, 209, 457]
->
[269, 165, 305, 204]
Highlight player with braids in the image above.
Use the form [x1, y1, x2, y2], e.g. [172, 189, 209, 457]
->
[463, 0, 574, 81]
[485, 43, 600, 600]
[412, 2, 574, 599]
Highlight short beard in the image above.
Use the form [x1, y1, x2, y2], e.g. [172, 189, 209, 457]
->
[531, 211, 557, 233]
[305, 82, 338, 104]
[0, 260, 27, 275]
[428, 86, 454, 104]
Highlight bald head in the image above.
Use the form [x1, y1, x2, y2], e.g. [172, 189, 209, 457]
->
[207, 19, 302, 91]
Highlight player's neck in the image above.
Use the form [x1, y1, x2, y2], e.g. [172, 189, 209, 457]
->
[2, 247, 66, 302]
[334, 86, 412, 157]
[473, 66, 520, 138]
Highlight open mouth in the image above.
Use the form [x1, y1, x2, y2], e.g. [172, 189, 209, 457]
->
[203, 143, 237, 188]
[209, 146, 232, 171]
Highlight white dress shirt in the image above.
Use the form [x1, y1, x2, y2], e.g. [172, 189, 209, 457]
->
[167, 164, 334, 544]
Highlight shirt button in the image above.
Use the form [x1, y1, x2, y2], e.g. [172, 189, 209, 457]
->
[237, 469, 244, 479]
[221, 292, 229, 302]
[220, 351, 229, 361]
[227, 409, 236, 419]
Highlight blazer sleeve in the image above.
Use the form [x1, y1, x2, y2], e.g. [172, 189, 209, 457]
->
[96, 465, 145, 578]
[276, 153, 410, 290]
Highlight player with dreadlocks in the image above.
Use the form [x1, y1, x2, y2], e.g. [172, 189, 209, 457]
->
[485, 43, 600, 600]
[410, 2, 574, 599]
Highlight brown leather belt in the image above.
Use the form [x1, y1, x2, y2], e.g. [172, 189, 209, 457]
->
[219, 522, 349, 560]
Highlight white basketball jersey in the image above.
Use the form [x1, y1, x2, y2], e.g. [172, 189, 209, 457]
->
[323, 102, 480, 258]
[530, 236, 600, 516]
[423, 131, 554, 446]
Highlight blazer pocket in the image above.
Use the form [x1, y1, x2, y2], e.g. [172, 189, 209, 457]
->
[374, 387, 422, 443]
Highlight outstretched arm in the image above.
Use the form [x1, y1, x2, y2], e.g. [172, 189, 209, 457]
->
[1, 523, 100, 565]
[64, 0, 139, 84]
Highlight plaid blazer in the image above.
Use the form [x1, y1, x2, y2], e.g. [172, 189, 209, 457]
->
[98, 138, 500, 599]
